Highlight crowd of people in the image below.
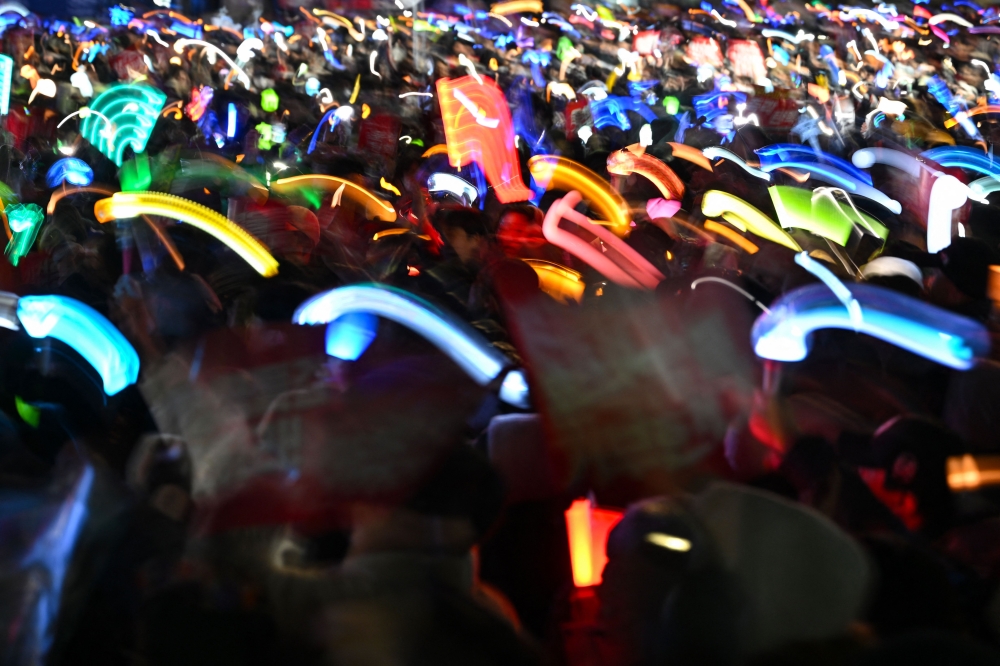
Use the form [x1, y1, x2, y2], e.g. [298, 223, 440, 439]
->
[3, 0, 1000, 662]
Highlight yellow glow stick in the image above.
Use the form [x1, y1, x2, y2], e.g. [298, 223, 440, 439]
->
[94, 192, 278, 277]
[490, 0, 542, 14]
[701, 190, 801, 251]
[524, 258, 585, 303]
[528, 155, 631, 236]
[271, 175, 397, 222]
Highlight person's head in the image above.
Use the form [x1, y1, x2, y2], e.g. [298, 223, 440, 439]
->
[434, 205, 492, 266]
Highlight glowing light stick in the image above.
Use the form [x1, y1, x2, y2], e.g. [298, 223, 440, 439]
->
[704, 220, 759, 254]
[948, 454, 1000, 491]
[490, 0, 543, 14]
[926, 174, 967, 253]
[307, 106, 354, 154]
[5, 203, 43, 266]
[21, 464, 93, 662]
[703, 146, 770, 180]
[528, 155, 631, 236]
[436, 76, 533, 205]
[564, 497, 622, 588]
[756, 144, 873, 185]
[294, 284, 530, 408]
[757, 159, 899, 213]
[929, 12, 973, 26]
[523, 259, 585, 303]
[46, 158, 93, 188]
[0, 54, 12, 116]
[927, 77, 980, 139]
[795, 251, 862, 327]
[94, 192, 279, 277]
[227, 102, 237, 138]
[588, 95, 657, 131]
[921, 146, 1000, 180]
[761, 29, 815, 43]
[173, 39, 251, 89]
[18, 295, 141, 394]
[751, 282, 989, 370]
[428, 172, 478, 204]
[606, 145, 686, 199]
[80, 84, 166, 167]
[542, 190, 663, 289]
[271, 175, 396, 222]
[769, 186, 889, 246]
[324, 312, 378, 360]
[667, 142, 714, 171]
[701, 190, 801, 251]
[852, 147, 926, 179]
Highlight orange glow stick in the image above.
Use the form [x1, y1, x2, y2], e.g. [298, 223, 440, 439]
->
[543, 190, 663, 289]
[436, 76, 534, 204]
[523, 258, 585, 303]
[704, 220, 760, 254]
[528, 155, 631, 236]
[667, 142, 714, 171]
[947, 454, 1000, 491]
[565, 497, 623, 587]
[421, 144, 449, 158]
[607, 144, 686, 200]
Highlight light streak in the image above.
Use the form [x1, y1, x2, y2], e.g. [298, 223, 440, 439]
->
[294, 284, 530, 408]
[751, 282, 989, 369]
[271, 175, 397, 222]
[94, 192, 279, 277]
[606, 144, 686, 199]
[529, 155, 631, 236]
[18, 296, 140, 394]
[701, 190, 801, 251]
[703, 146, 770, 180]
[542, 190, 663, 289]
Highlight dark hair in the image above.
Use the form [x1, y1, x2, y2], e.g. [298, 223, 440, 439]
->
[433, 205, 492, 239]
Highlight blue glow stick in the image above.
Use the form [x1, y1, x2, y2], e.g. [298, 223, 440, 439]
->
[0, 54, 12, 116]
[326, 312, 378, 360]
[927, 77, 980, 139]
[921, 145, 1000, 180]
[759, 159, 900, 212]
[46, 158, 94, 188]
[294, 284, 530, 407]
[226, 102, 237, 139]
[752, 282, 989, 369]
[794, 251, 862, 327]
[17, 295, 140, 395]
[589, 95, 657, 131]
[756, 144, 873, 185]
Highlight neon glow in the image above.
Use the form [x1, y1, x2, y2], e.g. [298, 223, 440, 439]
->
[701, 190, 801, 251]
[524, 259, 585, 304]
[795, 251, 862, 328]
[17, 296, 141, 394]
[564, 497, 623, 588]
[436, 76, 533, 204]
[227, 102, 236, 138]
[756, 144, 873, 185]
[704, 220, 759, 254]
[5, 203, 44, 266]
[921, 146, 1000, 180]
[293, 284, 530, 408]
[271, 175, 397, 222]
[948, 454, 1000, 491]
[926, 173, 967, 254]
[94, 192, 279, 277]
[588, 95, 656, 131]
[0, 54, 12, 116]
[542, 190, 663, 290]
[769, 186, 888, 246]
[606, 144, 686, 200]
[428, 172, 478, 204]
[185, 86, 213, 122]
[529, 155, 631, 236]
[46, 158, 93, 188]
[325, 312, 378, 360]
[758, 159, 899, 213]
[80, 84, 167, 166]
[667, 142, 714, 171]
[751, 283, 989, 370]
[21, 465, 94, 660]
[703, 146, 770, 181]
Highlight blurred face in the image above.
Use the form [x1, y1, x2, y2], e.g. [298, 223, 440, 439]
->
[443, 227, 482, 266]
